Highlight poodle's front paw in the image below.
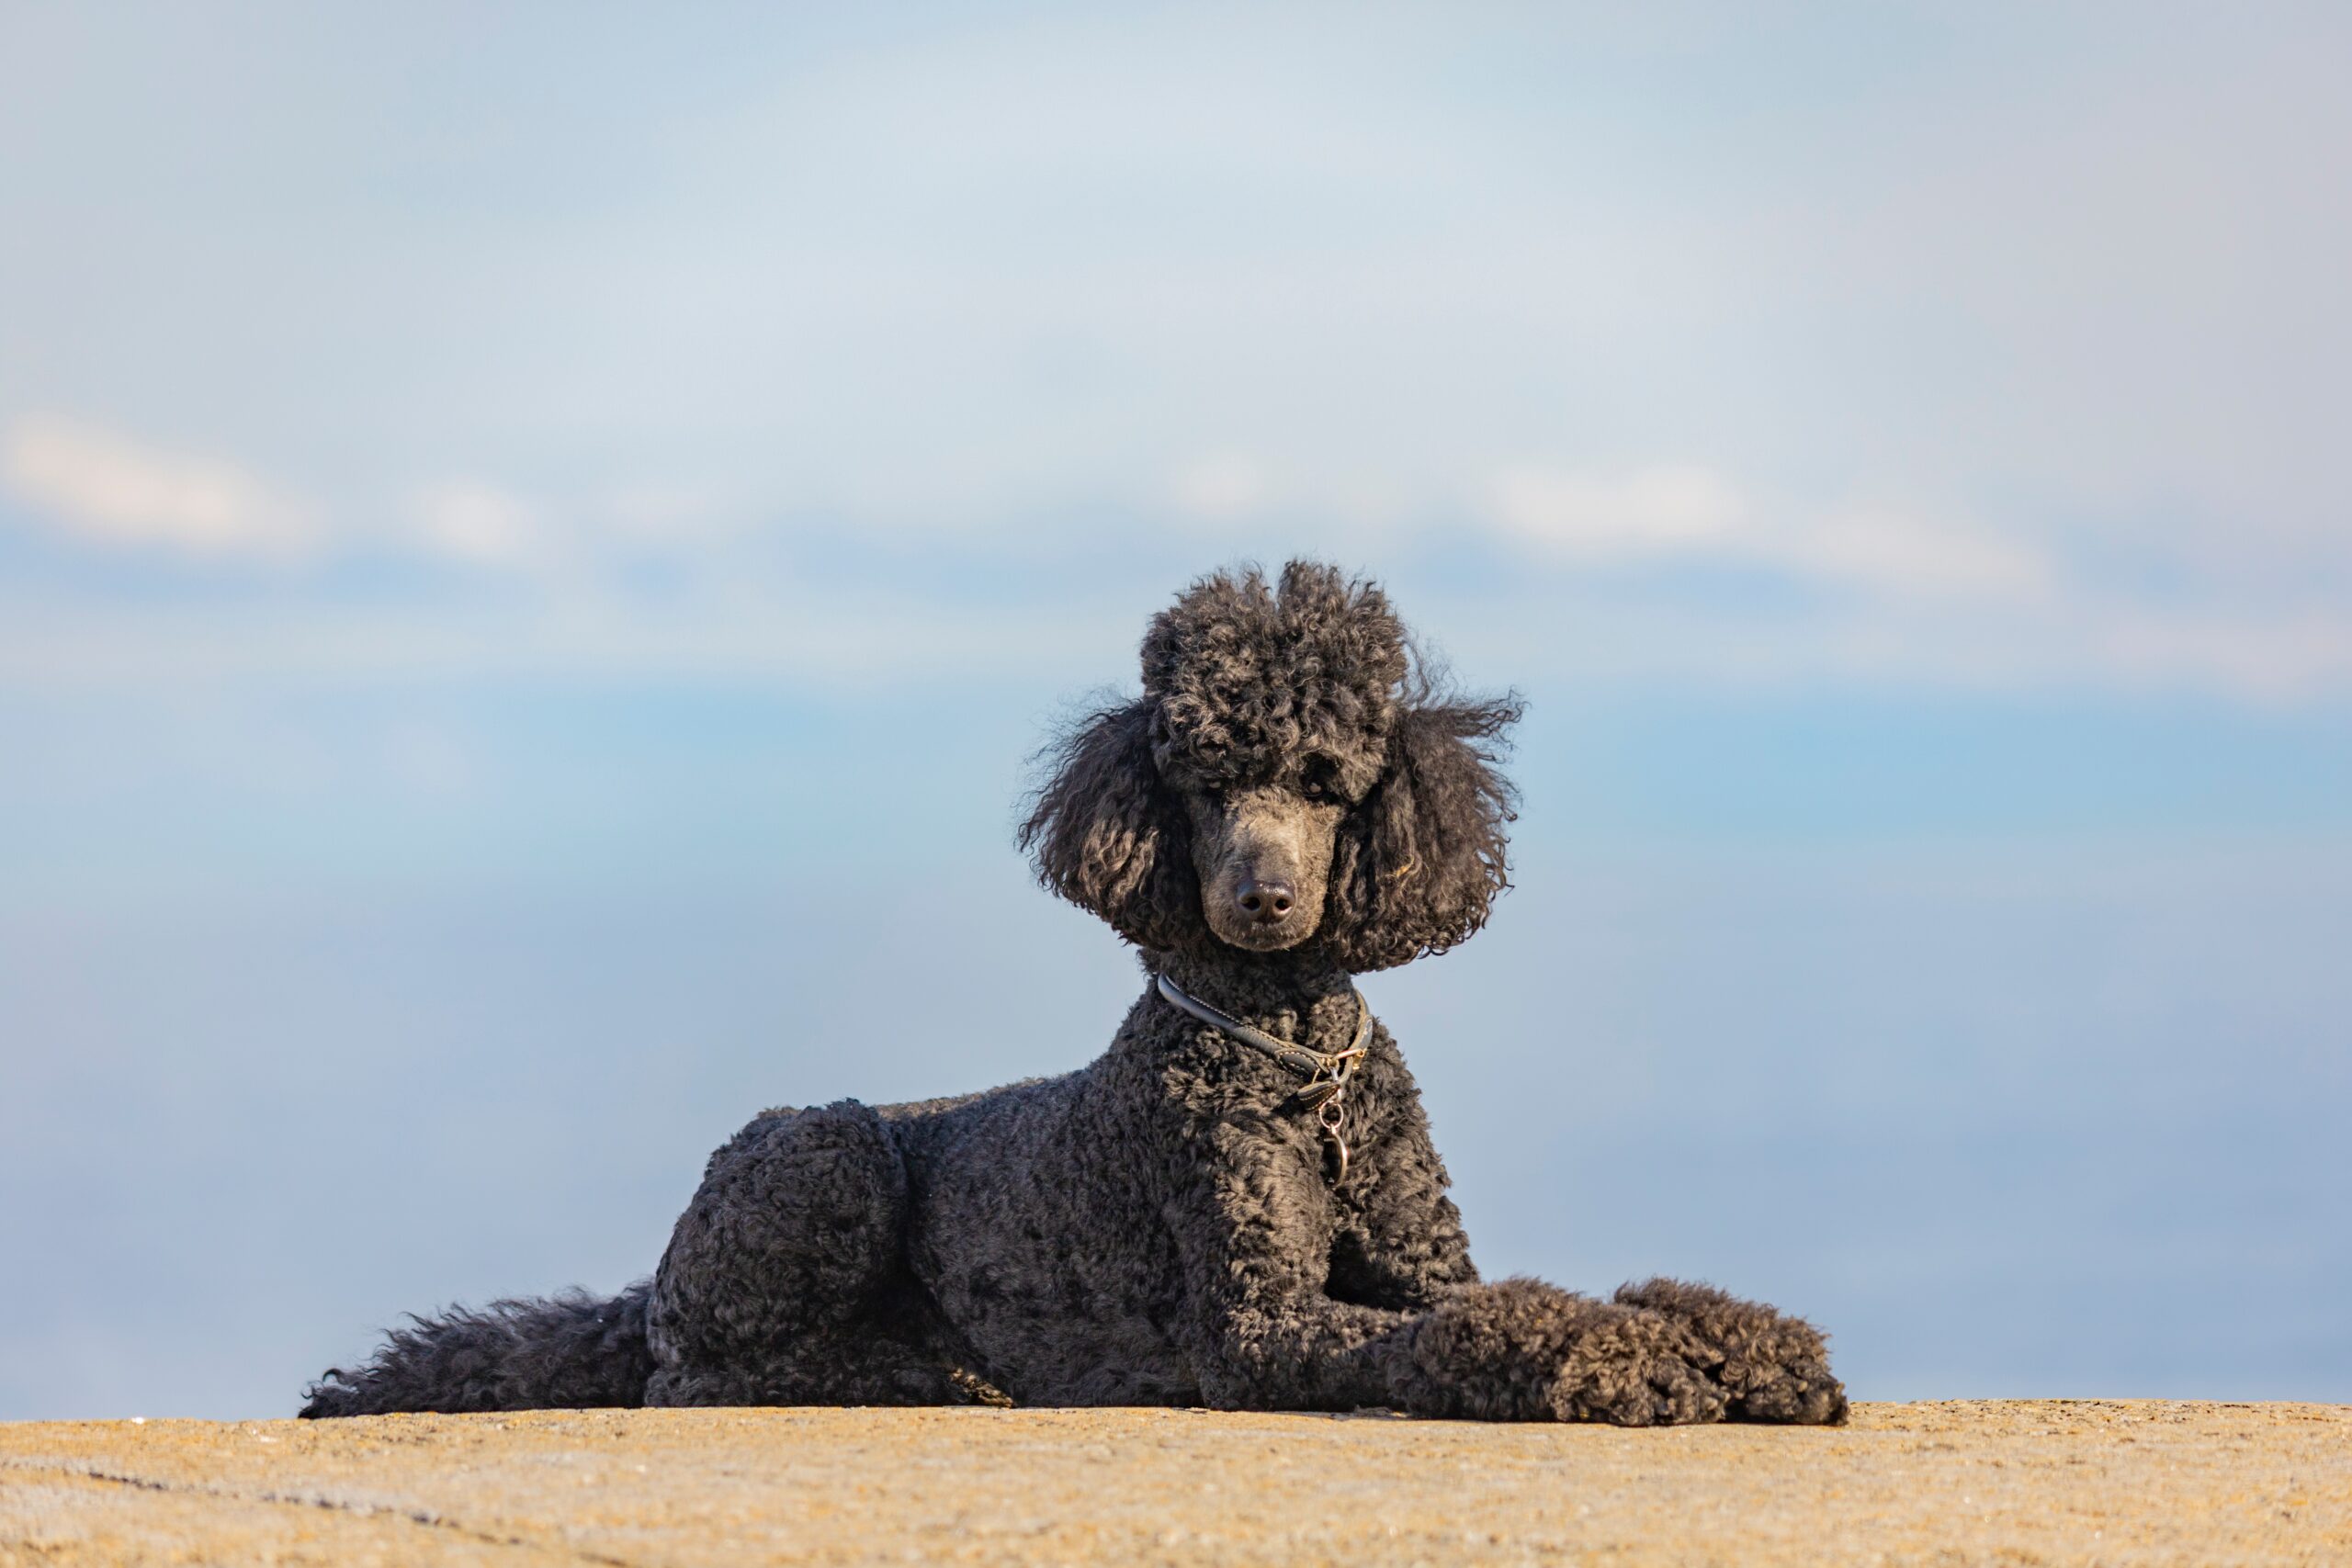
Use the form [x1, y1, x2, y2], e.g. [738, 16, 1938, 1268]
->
[1612, 1278, 1848, 1425]
[1545, 1307, 1728, 1427]
[1396, 1278, 1726, 1427]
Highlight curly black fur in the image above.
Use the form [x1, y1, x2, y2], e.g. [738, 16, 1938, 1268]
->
[302, 559, 1845, 1427]
[301, 1288, 654, 1416]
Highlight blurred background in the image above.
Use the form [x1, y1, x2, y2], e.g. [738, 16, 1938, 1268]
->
[4, 3, 2347, 1419]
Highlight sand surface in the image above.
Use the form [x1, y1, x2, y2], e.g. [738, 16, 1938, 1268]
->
[3, 1401, 2346, 1565]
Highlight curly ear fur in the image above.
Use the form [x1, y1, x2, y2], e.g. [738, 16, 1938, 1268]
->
[1019, 700, 1204, 951]
[1325, 683, 1522, 972]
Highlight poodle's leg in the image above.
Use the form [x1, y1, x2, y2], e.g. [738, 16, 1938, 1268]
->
[645, 1314, 1001, 1408]
[1387, 1278, 1727, 1425]
[1170, 1127, 1724, 1426]
[1326, 1086, 1481, 1312]
[1331, 1090, 1844, 1424]
[643, 1100, 982, 1407]
[1187, 1275, 1724, 1427]
[1611, 1277, 1848, 1425]
[1311, 1091, 1721, 1423]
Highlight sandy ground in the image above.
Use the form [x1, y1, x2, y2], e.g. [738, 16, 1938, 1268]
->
[2, 1401, 2346, 1566]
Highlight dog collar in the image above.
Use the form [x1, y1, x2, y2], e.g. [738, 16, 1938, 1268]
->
[1154, 972, 1371, 1181]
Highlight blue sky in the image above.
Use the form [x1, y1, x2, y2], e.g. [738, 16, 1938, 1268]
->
[2, 2, 2347, 1417]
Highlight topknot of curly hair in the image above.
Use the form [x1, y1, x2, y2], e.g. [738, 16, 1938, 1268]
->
[1140, 560, 1408, 791]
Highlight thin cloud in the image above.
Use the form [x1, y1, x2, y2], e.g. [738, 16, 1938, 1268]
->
[1168, 454, 1275, 525]
[1, 415, 318, 560]
[411, 481, 548, 570]
[1484, 464, 2054, 605]
[1776, 505, 2054, 605]
[2078, 604, 2352, 706]
[1489, 465, 1747, 558]
[0, 425, 2330, 704]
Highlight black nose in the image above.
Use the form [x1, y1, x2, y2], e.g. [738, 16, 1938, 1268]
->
[1236, 878, 1295, 922]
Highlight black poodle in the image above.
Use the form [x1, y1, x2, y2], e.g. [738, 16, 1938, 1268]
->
[303, 560, 1845, 1427]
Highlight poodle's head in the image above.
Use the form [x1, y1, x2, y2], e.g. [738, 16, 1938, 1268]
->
[1021, 560, 1521, 972]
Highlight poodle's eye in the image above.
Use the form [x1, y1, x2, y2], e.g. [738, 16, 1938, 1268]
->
[1298, 763, 1342, 805]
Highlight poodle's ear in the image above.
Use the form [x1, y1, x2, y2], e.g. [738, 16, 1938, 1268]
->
[1019, 699, 1202, 951]
[1327, 692, 1522, 971]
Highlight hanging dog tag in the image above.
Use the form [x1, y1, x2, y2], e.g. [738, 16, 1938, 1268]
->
[1318, 1096, 1349, 1183]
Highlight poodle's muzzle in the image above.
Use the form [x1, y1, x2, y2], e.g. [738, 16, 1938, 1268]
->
[1186, 784, 1346, 952]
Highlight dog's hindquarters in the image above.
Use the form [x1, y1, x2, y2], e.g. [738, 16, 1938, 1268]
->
[642, 1099, 982, 1406]
[300, 1283, 654, 1416]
